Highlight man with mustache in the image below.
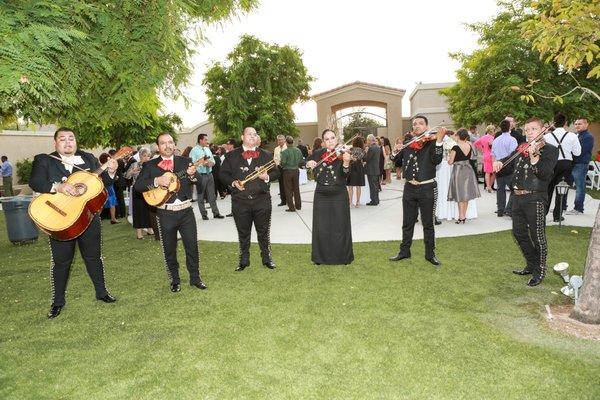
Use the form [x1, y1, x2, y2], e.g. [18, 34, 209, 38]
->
[134, 133, 208, 293]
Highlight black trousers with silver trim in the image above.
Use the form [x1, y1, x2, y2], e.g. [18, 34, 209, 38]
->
[49, 215, 109, 306]
[511, 192, 548, 279]
[156, 207, 201, 284]
[232, 196, 272, 265]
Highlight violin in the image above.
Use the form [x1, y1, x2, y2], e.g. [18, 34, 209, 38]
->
[320, 146, 348, 165]
[516, 138, 546, 158]
[393, 126, 445, 153]
[408, 132, 438, 151]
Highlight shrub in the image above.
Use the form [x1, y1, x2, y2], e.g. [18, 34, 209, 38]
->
[16, 158, 33, 184]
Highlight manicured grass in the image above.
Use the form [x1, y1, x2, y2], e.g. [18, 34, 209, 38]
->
[0, 215, 599, 399]
[586, 187, 600, 200]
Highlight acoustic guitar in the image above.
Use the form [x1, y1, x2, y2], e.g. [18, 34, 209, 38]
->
[28, 147, 133, 241]
[143, 157, 209, 207]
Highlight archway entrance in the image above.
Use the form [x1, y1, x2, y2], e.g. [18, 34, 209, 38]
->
[312, 81, 405, 143]
[335, 109, 387, 139]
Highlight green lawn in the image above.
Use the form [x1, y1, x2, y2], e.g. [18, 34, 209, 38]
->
[0, 215, 599, 399]
[586, 187, 600, 200]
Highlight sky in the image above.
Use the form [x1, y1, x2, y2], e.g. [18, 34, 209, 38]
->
[163, 0, 501, 129]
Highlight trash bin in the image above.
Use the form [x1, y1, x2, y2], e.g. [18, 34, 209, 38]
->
[1, 196, 39, 245]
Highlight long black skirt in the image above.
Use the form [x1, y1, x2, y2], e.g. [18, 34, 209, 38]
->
[312, 185, 354, 265]
[132, 190, 152, 229]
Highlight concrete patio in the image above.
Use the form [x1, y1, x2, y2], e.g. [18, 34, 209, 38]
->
[189, 177, 599, 244]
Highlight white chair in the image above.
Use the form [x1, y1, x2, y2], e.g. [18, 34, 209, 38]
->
[587, 161, 600, 190]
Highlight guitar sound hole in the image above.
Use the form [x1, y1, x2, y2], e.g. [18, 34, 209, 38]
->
[73, 183, 87, 196]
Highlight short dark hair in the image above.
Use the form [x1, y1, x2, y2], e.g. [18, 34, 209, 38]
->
[457, 128, 470, 141]
[469, 125, 477, 130]
[499, 119, 511, 132]
[1, 156, 7, 162]
[321, 129, 335, 138]
[525, 117, 543, 127]
[412, 115, 428, 125]
[54, 127, 74, 140]
[285, 136, 294, 145]
[352, 136, 364, 148]
[226, 138, 237, 146]
[553, 113, 567, 127]
[155, 132, 172, 145]
[197, 133, 208, 143]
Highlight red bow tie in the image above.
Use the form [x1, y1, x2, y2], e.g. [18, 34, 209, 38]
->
[158, 159, 174, 171]
[242, 150, 259, 160]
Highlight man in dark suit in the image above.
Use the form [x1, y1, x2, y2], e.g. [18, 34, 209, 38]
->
[220, 127, 280, 271]
[297, 139, 309, 159]
[134, 133, 207, 293]
[29, 127, 118, 319]
[365, 134, 381, 205]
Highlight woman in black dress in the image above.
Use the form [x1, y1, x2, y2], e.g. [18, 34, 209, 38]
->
[306, 129, 354, 265]
[125, 147, 154, 239]
[346, 136, 366, 208]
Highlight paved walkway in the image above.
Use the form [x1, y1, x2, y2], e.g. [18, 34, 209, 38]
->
[189, 178, 599, 244]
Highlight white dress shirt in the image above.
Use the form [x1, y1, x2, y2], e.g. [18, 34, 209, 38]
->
[544, 127, 582, 161]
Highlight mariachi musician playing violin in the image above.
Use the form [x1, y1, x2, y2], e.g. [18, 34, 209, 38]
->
[389, 115, 446, 266]
[493, 118, 558, 287]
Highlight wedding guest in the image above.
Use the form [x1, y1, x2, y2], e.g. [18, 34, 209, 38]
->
[347, 136, 366, 208]
[474, 125, 496, 193]
[447, 129, 481, 223]
[125, 147, 154, 239]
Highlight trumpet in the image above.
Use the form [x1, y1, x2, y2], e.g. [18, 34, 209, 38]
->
[235, 160, 276, 188]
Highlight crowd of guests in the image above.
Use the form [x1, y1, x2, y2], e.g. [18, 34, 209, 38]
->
[99, 112, 594, 243]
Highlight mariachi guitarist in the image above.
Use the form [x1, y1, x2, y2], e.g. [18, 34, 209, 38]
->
[29, 127, 118, 319]
[134, 133, 208, 293]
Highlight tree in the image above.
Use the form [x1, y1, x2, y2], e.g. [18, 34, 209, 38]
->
[342, 111, 383, 138]
[521, 0, 600, 79]
[0, 0, 257, 147]
[203, 35, 313, 143]
[519, 0, 600, 324]
[441, 3, 600, 127]
[571, 206, 600, 324]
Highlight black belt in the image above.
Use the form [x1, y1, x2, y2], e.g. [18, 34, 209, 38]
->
[199, 172, 211, 175]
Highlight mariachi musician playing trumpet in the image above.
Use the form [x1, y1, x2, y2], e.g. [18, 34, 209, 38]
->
[389, 115, 446, 266]
[220, 127, 280, 271]
[134, 133, 208, 293]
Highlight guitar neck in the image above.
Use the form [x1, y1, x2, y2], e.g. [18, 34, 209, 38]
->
[174, 158, 207, 178]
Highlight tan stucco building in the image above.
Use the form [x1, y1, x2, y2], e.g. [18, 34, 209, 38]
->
[3, 81, 600, 186]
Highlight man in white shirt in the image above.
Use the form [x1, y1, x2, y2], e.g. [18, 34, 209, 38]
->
[544, 113, 581, 222]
